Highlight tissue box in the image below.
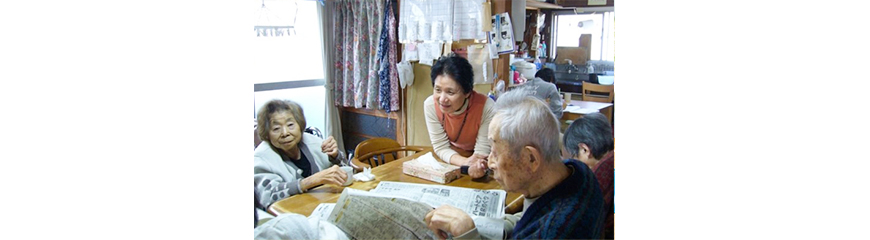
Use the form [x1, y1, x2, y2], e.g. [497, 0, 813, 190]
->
[402, 159, 462, 184]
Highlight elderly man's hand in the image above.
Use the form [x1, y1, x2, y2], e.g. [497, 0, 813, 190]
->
[321, 136, 340, 158]
[467, 154, 489, 178]
[424, 205, 475, 240]
[300, 165, 347, 191]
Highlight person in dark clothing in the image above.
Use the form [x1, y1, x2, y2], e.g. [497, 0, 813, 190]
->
[424, 88, 605, 239]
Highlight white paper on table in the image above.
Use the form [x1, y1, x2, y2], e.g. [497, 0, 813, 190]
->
[353, 167, 376, 181]
[416, 152, 444, 170]
[471, 215, 505, 240]
[564, 105, 600, 114]
[310, 203, 335, 219]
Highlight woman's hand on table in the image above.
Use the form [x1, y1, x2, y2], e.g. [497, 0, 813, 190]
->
[321, 136, 340, 158]
[300, 165, 347, 190]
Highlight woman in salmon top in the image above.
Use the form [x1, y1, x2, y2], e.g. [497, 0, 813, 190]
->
[424, 55, 495, 178]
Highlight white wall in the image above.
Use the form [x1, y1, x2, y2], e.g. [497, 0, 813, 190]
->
[251, 0, 326, 134]
[254, 86, 326, 134]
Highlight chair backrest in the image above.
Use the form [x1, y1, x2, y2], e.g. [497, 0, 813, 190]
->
[581, 82, 614, 103]
[304, 126, 323, 139]
[350, 138, 428, 171]
[581, 82, 615, 126]
[353, 138, 401, 166]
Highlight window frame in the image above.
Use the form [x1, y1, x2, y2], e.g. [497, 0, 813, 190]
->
[550, 9, 615, 62]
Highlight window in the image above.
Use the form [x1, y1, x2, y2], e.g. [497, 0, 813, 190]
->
[553, 11, 615, 62]
[252, 0, 326, 132]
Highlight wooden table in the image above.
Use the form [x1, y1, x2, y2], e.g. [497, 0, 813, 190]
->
[268, 149, 524, 216]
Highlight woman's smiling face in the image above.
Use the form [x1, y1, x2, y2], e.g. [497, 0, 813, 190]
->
[433, 74, 470, 113]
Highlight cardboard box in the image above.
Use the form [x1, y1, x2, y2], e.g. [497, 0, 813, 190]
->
[403, 159, 462, 184]
[556, 47, 588, 65]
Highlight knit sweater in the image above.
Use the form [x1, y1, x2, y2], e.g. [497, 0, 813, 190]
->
[510, 160, 606, 239]
[424, 91, 495, 162]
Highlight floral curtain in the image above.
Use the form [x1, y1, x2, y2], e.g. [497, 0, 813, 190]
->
[332, 0, 399, 112]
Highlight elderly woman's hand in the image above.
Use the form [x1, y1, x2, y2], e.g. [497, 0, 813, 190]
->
[321, 136, 339, 158]
[300, 165, 347, 191]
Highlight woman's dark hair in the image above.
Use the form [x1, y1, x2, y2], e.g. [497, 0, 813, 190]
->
[431, 54, 474, 94]
[535, 67, 557, 84]
[256, 99, 306, 144]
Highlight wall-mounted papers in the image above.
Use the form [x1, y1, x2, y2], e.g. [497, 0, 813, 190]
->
[399, 0, 488, 43]
[399, 0, 454, 42]
[416, 42, 443, 66]
[468, 44, 494, 84]
[453, 0, 487, 41]
[490, 12, 515, 54]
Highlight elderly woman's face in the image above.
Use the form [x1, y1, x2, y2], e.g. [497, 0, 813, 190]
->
[433, 74, 471, 114]
[267, 110, 303, 153]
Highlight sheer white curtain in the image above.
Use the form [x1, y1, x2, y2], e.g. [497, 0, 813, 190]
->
[317, 1, 346, 156]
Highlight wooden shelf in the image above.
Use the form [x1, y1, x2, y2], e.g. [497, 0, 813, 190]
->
[525, 0, 563, 10]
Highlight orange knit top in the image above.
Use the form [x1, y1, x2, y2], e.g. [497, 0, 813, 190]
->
[433, 91, 487, 155]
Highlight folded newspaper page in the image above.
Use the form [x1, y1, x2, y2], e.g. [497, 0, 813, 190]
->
[327, 188, 438, 240]
[371, 181, 506, 218]
[371, 181, 507, 239]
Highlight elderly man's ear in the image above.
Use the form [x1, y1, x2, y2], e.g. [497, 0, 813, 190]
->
[523, 146, 543, 172]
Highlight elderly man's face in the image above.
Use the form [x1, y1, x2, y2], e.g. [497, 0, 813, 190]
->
[487, 115, 532, 193]
[268, 110, 303, 154]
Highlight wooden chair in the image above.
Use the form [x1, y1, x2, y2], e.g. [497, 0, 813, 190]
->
[581, 82, 615, 123]
[350, 138, 428, 171]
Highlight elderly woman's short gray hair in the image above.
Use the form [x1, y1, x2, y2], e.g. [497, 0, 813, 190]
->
[562, 114, 613, 159]
[493, 88, 562, 163]
[256, 99, 306, 143]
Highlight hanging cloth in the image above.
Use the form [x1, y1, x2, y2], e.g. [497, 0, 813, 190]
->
[377, 0, 400, 112]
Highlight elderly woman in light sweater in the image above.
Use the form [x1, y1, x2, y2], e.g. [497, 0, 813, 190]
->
[254, 99, 348, 208]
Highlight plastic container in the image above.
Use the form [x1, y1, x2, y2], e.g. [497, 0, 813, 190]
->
[511, 61, 537, 82]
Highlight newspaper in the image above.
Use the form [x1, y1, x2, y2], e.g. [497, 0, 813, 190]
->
[310, 203, 335, 220]
[371, 181, 507, 239]
[327, 188, 438, 240]
[371, 181, 506, 218]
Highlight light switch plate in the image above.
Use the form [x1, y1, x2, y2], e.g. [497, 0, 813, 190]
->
[588, 0, 607, 5]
